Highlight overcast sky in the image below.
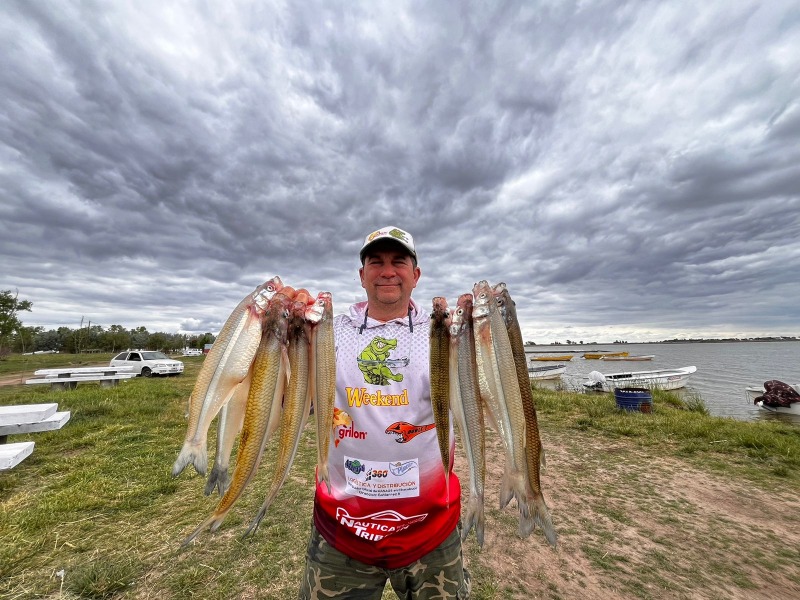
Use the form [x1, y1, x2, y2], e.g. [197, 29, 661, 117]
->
[2, 1, 799, 344]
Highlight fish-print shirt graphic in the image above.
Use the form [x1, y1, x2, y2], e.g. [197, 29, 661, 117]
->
[313, 299, 460, 569]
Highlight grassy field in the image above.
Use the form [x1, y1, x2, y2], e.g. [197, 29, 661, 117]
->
[1, 354, 799, 599]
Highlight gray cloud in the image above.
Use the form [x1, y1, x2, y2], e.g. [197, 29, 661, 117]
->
[1, 0, 799, 343]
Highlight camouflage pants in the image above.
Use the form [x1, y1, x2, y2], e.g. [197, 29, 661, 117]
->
[298, 524, 470, 599]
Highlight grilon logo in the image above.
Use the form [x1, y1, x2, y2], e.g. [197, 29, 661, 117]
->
[338, 423, 368, 441]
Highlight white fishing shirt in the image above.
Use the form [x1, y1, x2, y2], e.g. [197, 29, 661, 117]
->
[313, 298, 460, 568]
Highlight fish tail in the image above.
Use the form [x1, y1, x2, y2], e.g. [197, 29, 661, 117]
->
[244, 504, 269, 537]
[517, 513, 535, 539]
[500, 465, 529, 517]
[317, 463, 332, 495]
[204, 464, 231, 496]
[462, 494, 486, 549]
[180, 513, 223, 548]
[530, 493, 558, 548]
[499, 464, 514, 510]
[172, 439, 208, 477]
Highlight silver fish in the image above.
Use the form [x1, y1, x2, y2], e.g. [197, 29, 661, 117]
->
[173, 276, 282, 477]
[449, 293, 486, 547]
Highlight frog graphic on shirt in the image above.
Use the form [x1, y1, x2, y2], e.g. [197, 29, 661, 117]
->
[356, 336, 409, 385]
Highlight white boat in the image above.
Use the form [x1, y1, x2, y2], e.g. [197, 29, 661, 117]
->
[583, 366, 697, 391]
[745, 382, 800, 414]
[599, 354, 655, 361]
[528, 364, 566, 380]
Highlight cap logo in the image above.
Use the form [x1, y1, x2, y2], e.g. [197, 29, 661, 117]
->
[388, 228, 409, 243]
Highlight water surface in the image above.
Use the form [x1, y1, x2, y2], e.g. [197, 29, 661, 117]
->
[524, 342, 800, 424]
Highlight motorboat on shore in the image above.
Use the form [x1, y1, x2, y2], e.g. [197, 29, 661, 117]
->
[529, 354, 574, 361]
[583, 351, 629, 360]
[745, 381, 800, 414]
[599, 355, 655, 361]
[528, 364, 567, 380]
[583, 366, 697, 391]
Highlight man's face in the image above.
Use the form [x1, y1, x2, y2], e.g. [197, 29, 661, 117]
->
[359, 245, 420, 312]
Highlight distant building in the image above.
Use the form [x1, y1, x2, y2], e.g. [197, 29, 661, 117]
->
[203, 343, 213, 355]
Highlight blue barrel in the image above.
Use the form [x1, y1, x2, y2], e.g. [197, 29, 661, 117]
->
[614, 387, 653, 413]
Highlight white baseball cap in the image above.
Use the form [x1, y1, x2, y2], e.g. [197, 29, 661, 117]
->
[359, 226, 417, 264]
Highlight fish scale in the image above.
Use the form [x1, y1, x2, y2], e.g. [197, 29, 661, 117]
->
[309, 292, 336, 494]
[180, 293, 290, 546]
[449, 293, 486, 547]
[247, 299, 313, 535]
[473, 280, 530, 518]
[493, 282, 557, 547]
[173, 276, 283, 477]
[429, 297, 451, 495]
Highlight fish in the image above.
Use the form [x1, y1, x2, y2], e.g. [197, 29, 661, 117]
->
[246, 298, 314, 535]
[493, 282, 557, 547]
[173, 276, 283, 477]
[204, 370, 251, 496]
[429, 297, 451, 495]
[472, 280, 530, 518]
[308, 292, 336, 494]
[449, 293, 486, 547]
[181, 292, 291, 546]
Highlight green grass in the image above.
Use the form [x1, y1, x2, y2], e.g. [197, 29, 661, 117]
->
[0, 352, 118, 377]
[531, 386, 800, 482]
[0, 358, 798, 598]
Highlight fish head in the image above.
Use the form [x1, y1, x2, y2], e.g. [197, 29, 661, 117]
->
[449, 293, 473, 336]
[294, 288, 312, 305]
[252, 276, 284, 310]
[431, 296, 449, 321]
[305, 291, 332, 324]
[492, 285, 515, 326]
[264, 292, 293, 340]
[472, 280, 494, 318]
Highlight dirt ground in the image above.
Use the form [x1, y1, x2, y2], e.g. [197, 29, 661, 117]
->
[4, 372, 798, 599]
[454, 431, 800, 600]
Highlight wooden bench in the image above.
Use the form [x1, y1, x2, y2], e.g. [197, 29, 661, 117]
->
[0, 403, 72, 468]
[25, 366, 137, 390]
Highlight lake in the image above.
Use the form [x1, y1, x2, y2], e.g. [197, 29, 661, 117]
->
[523, 341, 800, 424]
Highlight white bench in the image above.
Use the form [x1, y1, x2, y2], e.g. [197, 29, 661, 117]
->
[0, 442, 34, 470]
[0, 403, 72, 467]
[25, 366, 136, 390]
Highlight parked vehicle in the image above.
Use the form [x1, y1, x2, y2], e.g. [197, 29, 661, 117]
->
[583, 366, 696, 391]
[110, 350, 184, 377]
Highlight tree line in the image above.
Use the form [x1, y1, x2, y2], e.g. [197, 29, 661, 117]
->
[0, 289, 215, 357]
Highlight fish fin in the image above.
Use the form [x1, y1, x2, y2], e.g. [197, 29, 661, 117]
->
[180, 513, 222, 548]
[540, 444, 546, 470]
[530, 493, 557, 548]
[462, 494, 486, 549]
[501, 468, 531, 519]
[172, 440, 207, 477]
[282, 345, 291, 383]
[244, 505, 269, 538]
[204, 464, 230, 496]
[317, 464, 332, 495]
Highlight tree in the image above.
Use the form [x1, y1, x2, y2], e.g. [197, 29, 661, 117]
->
[0, 290, 32, 357]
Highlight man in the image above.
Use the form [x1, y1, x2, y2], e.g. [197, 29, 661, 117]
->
[299, 226, 469, 599]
